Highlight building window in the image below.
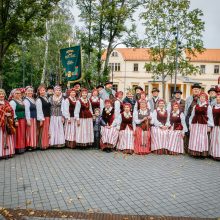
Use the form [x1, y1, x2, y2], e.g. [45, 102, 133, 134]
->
[214, 65, 219, 74]
[134, 63, 139, 71]
[112, 84, 118, 92]
[108, 63, 120, 72]
[114, 63, 120, 71]
[111, 51, 118, 57]
[200, 65, 206, 74]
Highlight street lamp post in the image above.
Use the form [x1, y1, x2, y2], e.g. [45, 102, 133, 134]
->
[111, 66, 114, 83]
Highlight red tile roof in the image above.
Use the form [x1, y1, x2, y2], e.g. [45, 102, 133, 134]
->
[101, 48, 220, 62]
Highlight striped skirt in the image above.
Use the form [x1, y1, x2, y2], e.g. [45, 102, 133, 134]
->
[210, 126, 220, 159]
[117, 126, 134, 151]
[151, 127, 169, 153]
[188, 123, 209, 156]
[134, 127, 151, 155]
[0, 127, 15, 158]
[26, 118, 37, 149]
[38, 117, 50, 150]
[75, 118, 94, 146]
[167, 130, 184, 154]
[100, 126, 119, 149]
[64, 118, 76, 148]
[15, 118, 26, 153]
[49, 116, 65, 147]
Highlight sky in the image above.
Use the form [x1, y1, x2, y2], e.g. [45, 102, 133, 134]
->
[72, 0, 220, 49]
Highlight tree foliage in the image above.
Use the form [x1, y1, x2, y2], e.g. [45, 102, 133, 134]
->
[76, 0, 142, 87]
[0, 0, 61, 87]
[141, 0, 205, 98]
[1, 1, 75, 91]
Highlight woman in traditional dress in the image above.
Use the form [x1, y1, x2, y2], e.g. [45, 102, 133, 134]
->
[36, 85, 51, 150]
[210, 92, 220, 160]
[9, 89, 26, 154]
[114, 91, 124, 116]
[167, 102, 187, 155]
[74, 88, 94, 147]
[100, 99, 119, 152]
[188, 92, 214, 157]
[151, 99, 169, 154]
[134, 91, 151, 112]
[117, 103, 135, 154]
[49, 86, 65, 148]
[0, 89, 15, 159]
[63, 88, 77, 148]
[133, 100, 152, 155]
[23, 86, 37, 150]
[89, 89, 104, 114]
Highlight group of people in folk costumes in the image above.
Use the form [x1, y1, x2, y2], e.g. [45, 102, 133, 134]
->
[0, 79, 220, 160]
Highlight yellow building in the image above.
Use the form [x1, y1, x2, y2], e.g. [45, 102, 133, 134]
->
[102, 48, 220, 101]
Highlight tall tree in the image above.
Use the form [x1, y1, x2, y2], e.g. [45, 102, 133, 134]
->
[0, 0, 60, 87]
[76, 0, 141, 85]
[141, 0, 205, 98]
[1, 1, 75, 90]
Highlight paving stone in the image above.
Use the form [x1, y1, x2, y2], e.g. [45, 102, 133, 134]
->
[0, 149, 220, 218]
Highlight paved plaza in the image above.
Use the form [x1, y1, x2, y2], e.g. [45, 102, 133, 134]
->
[0, 149, 220, 219]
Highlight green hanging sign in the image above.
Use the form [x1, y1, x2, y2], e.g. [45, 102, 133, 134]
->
[60, 45, 82, 81]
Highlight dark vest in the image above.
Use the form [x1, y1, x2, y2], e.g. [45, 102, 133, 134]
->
[157, 110, 168, 126]
[25, 98, 37, 119]
[90, 97, 100, 113]
[120, 113, 133, 131]
[69, 98, 76, 117]
[102, 108, 115, 126]
[39, 97, 51, 118]
[212, 106, 220, 126]
[79, 99, 92, 119]
[14, 100, 25, 119]
[137, 109, 150, 131]
[170, 112, 183, 130]
[192, 104, 208, 124]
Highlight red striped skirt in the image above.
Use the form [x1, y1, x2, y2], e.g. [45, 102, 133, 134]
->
[188, 123, 209, 156]
[64, 117, 76, 142]
[151, 127, 169, 152]
[15, 118, 26, 152]
[117, 126, 134, 151]
[0, 127, 15, 158]
[101, 126, 119, 149]
[26, 118, 37, 148]
[49, 116, 65, 147]
[75, 118, 94, 146]
[38, 117, 50, 149]
[210, 126, 220, 159]
[134, 127, 151, 155]
[167, 130, 184, 154]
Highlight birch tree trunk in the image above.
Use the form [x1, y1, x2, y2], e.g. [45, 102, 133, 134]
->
[41, 21, 49, 84]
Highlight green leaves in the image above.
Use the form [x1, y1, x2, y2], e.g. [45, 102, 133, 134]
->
[141, 0, 205, 97]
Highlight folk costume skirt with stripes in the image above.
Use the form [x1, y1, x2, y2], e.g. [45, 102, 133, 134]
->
[15, 118, 26, 153]
[151, 127, 169, 154]
[100, 126, 119, 149]
[210, 126, 220, 159]
[117, 126, 134, 151]
[75, 118, 94, 146]
[64, 117, 76, 148]
[38, 117, 50, 150]
[188, 123, 209, 156]
[134, 127, 151, 155]
[26, 118, 37, 149]
[167, 130, 184, 154]
[49, 116, 65, 147]
[0, 127, 15, 158]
